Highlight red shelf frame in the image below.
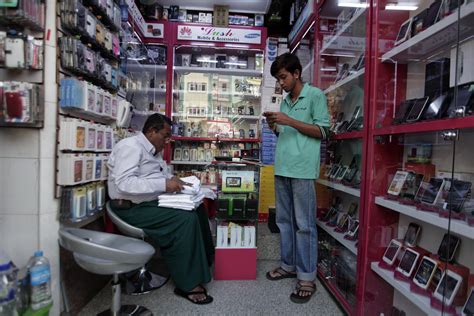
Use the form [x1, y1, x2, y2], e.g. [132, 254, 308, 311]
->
[374, 116, 474, 136]
[332, 131, 364, 140]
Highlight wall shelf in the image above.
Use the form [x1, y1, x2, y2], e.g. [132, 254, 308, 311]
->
[381, 2, 474, 63]
[320, 8, 366, 55]
[171, 160, 210, 165]
[174, 66, 263, 77]
[371, 262, 453, 316]
[374, 116, 474, 136]
[317, 221, 358, 255]
[171, 136, 260, 142]
[333, 130, 364, 140]
[316, 179, 361, 197]
[126, 62, 167, 74]
[375, 197, 474, 240]
[324, 68, 365, 95]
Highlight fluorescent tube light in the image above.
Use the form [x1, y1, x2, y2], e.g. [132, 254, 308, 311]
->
[385, 4, 418, 10]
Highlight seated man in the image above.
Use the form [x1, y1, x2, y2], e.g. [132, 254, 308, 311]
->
[107, 113, 214, 305]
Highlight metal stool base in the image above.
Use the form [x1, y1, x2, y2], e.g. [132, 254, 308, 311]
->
[121, 268, 169, 295]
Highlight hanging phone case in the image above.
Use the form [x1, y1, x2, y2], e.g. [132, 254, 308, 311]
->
[5, 37, 25, 68]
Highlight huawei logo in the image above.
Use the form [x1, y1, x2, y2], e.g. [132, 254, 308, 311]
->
[180, 26, 192, 36]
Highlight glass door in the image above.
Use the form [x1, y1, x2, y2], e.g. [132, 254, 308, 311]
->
[364, 0, 474, 315]
[314, 0, 369, 313]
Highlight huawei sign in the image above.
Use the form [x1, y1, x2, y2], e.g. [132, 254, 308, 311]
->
[180, 26, 192, 36]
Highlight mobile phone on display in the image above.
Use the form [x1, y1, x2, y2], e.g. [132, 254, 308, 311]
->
[382, 239, 403, 265]
[396, 248, 420, 277]
[403, 223, 421, 247]
[412, 256, 438, 289]
[433, 269, 463, 306]
[462, 288, 474, 316]
[437, 233, 460, 262]
[421, 178, 445, 205]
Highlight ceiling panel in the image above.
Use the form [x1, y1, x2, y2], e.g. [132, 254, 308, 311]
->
[154, 0, 272, 14]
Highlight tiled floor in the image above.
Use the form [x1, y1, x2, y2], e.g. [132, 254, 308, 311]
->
[79, 259, 344, 315]
[78, 224, 344, 315]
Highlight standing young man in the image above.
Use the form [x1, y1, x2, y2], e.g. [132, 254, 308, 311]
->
[264, 53, 330, 303]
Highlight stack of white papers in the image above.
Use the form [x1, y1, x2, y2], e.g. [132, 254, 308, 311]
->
[158, 192, 205, 211]
[158, 176, 216, 211]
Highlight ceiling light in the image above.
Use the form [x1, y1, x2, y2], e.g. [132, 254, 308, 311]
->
[385, 4, 418, 10]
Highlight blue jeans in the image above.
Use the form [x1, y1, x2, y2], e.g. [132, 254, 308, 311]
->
[275, 176, 317, 281]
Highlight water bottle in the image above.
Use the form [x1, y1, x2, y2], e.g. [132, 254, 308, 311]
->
[28, 251, 52, 311]
[0, 251, 17, 316]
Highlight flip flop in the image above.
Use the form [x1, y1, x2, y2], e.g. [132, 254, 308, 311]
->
[290, 282, 317, 304]
[174, 287, 213, 305]
[266, 267, 297, 281]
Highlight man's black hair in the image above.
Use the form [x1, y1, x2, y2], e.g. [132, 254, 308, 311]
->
[142, 113, 173, 134]
[270, 52, 302, 78]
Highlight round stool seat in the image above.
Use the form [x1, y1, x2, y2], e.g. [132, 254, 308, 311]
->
[59, 228, 154, 275]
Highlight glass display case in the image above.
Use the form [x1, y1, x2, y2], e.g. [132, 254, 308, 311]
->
[170, 45, 263, 180]
[313, 0, 369, 314]
[361, 1, 474, 315]
[122, 24, 168, 131]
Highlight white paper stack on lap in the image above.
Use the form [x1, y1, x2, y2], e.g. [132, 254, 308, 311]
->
[158, 176, 211, 211]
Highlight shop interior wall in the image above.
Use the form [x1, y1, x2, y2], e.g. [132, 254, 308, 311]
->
[0, 0, 60, 314]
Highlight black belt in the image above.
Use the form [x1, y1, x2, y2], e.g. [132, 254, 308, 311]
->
[110, 199, 137, 210]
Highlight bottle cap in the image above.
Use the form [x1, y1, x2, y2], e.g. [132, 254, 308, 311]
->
[0, 250, 11, 271]
[34, 250, 43, 257]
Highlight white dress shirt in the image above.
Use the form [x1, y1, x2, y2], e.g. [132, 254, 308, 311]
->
[107, 132, 172, 204]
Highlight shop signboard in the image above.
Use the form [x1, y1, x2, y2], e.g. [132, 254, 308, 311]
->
[177, 25, 262, 44]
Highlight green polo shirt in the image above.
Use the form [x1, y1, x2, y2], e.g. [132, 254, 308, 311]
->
[274, 83, 330, 179]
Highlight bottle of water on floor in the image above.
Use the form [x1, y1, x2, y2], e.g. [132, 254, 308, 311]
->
[28, 251, 52, 310]
[0, 250, 18, 316]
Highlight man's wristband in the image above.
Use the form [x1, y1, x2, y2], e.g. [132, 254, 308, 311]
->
[318, 125, 330, 140]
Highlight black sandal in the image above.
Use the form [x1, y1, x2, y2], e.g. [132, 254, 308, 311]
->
[174, 287, 213, 305]
[290, 282, 316, 304]
[266, 267, 297, 281]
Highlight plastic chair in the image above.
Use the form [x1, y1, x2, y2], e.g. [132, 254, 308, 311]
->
[58, 227, 154, 316]
[106, 202, 169, 295]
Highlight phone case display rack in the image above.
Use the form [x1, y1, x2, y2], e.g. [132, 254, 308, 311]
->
[289, 0, 474, 315]
[0, 0, 45, 128]
[55, 0, 127, 225]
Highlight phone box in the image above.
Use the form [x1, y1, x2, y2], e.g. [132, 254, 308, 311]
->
[217, 197, 231, 218]
[232, 196, 245, 219]
[245, 199, 258, 218]
[450, 39, 474, 87]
